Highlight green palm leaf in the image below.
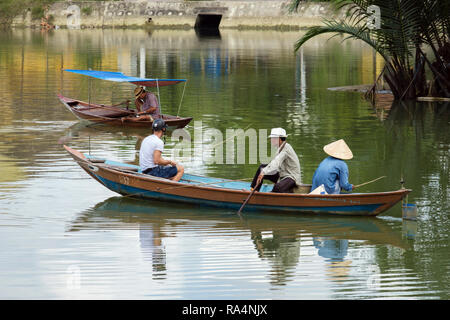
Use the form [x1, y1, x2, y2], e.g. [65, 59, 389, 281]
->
[294, 20, 389, 61]
[290, 0, 450, 98]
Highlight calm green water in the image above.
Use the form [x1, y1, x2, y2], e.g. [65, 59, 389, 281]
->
[0, 29, 448, 299]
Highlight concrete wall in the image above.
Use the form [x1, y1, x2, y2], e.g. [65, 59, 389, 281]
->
[13, 1, 345, 29]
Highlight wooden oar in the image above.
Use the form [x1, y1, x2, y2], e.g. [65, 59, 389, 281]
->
[353, 176, 386, 189]
[85, 113, 152, 128]
[237, 141, 287, 215]
[237, 182, 260, 215]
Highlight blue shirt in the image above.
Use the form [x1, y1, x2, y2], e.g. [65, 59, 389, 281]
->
[311, 156, 353, 194]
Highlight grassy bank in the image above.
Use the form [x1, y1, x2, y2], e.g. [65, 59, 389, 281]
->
[0, 0, 57, 27]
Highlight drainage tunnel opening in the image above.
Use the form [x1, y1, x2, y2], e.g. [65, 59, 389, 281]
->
[194, 14, 222, 29]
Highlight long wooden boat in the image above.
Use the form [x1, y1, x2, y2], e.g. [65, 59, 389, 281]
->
[58, 94, 193, 129]
[64, 145, 411, 216]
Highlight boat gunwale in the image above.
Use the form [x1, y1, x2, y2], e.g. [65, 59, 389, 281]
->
[57, 93, 193, 123]
[64, 145, 412, 199]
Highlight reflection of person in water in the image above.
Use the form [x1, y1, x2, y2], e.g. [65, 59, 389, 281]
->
[139, 223, 167, 279]
[313, 237, 348, 261]
[251, 230, 300, 286]
[133, 135, 145, 165]
[314, 237, 351, 279]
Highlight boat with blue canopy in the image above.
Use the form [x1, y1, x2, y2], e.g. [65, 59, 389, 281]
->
[58, 69, 192, 128]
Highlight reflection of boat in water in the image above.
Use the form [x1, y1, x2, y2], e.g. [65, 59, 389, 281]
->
[68, 196, 410, 250]
[62, 121, 150, 140]
[65, 145, 411, 217]
[58, 69, 192, 129]
[68, 197, 410, 286]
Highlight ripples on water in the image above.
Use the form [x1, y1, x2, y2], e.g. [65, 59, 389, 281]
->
[0, 29, 448, 299]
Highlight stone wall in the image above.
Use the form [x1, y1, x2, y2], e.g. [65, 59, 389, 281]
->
[13, 1, 345, 29]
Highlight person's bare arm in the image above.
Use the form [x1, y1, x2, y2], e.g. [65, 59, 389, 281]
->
[138, 107, 157, 115]
[153, 150, 175, 166]
[135, 99, 143, 113]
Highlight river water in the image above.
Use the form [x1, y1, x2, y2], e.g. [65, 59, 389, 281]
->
[0, 28, 448, 299]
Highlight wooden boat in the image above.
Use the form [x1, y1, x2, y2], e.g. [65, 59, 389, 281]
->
[58, 69, 192, 129]
[64, 145, 412, 217]
[57, 94, 193, 129]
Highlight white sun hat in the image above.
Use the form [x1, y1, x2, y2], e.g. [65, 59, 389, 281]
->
[268, 128, 288, 138]
[323, 139, 353, 160]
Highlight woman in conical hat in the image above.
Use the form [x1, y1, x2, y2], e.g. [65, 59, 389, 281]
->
[310, 139, 354, 194]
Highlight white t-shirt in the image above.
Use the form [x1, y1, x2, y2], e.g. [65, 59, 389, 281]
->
[139, 134, 164, 171]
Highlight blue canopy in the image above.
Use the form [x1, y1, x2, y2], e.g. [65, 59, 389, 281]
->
[64, 69, 186, 87]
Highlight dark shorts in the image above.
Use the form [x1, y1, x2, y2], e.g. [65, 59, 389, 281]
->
[143, 165, 178, 179]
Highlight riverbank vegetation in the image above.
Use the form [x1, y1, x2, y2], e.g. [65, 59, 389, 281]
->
[0, 0, 57, 27]
[0, 0, 118, 28]
[291, 0, 450, 100]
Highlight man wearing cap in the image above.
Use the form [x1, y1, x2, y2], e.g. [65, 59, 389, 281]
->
[311, 139, 354, 194]
[250, 128, 302, 193]
[139, 119, 184, 182]
[134, 86, 161, 119]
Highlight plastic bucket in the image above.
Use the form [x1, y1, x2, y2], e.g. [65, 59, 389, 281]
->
[402, 203, 418, 221]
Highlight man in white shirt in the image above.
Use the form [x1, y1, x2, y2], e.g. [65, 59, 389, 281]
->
[139, 119, 184, 181]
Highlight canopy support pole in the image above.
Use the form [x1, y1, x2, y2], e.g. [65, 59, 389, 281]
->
[88, 68, 92, 107]
[156, 78, 161, 115]
[177, 81, 187, 117]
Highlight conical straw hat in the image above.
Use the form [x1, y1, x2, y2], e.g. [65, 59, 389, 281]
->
[323, 139, 353, 160]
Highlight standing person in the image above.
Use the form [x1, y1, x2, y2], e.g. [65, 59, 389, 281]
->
[311, 139, 354, 194]
[134, 86, 161, 119]
[250, 128, 302, 193]
[139, 119, 184, 182]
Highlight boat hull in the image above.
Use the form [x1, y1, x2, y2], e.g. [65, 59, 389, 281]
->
[64, 145, 411, 216]
[57, 94, 192, 129]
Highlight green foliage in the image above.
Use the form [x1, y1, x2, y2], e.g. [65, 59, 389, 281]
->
[291, 0, 450, 99]
[31, 6, 45, 20]
[0, 0, 59, 25]
[81, 6, 93, 16]
[0, 0, 27, 27]
[47, 14, 54, 24]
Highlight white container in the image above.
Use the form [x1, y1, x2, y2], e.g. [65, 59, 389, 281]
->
[309, 184, 328, 195]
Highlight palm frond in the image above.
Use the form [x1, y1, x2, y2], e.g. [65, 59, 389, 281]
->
[294, 19, 389, 61]
[290, 0, 450, 99]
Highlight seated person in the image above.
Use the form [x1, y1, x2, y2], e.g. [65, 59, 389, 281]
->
[311, 139, 354, 194]
[134, 86, 161, 120]
[250, 128, 302, 193]
[139, 119, 184, 182]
